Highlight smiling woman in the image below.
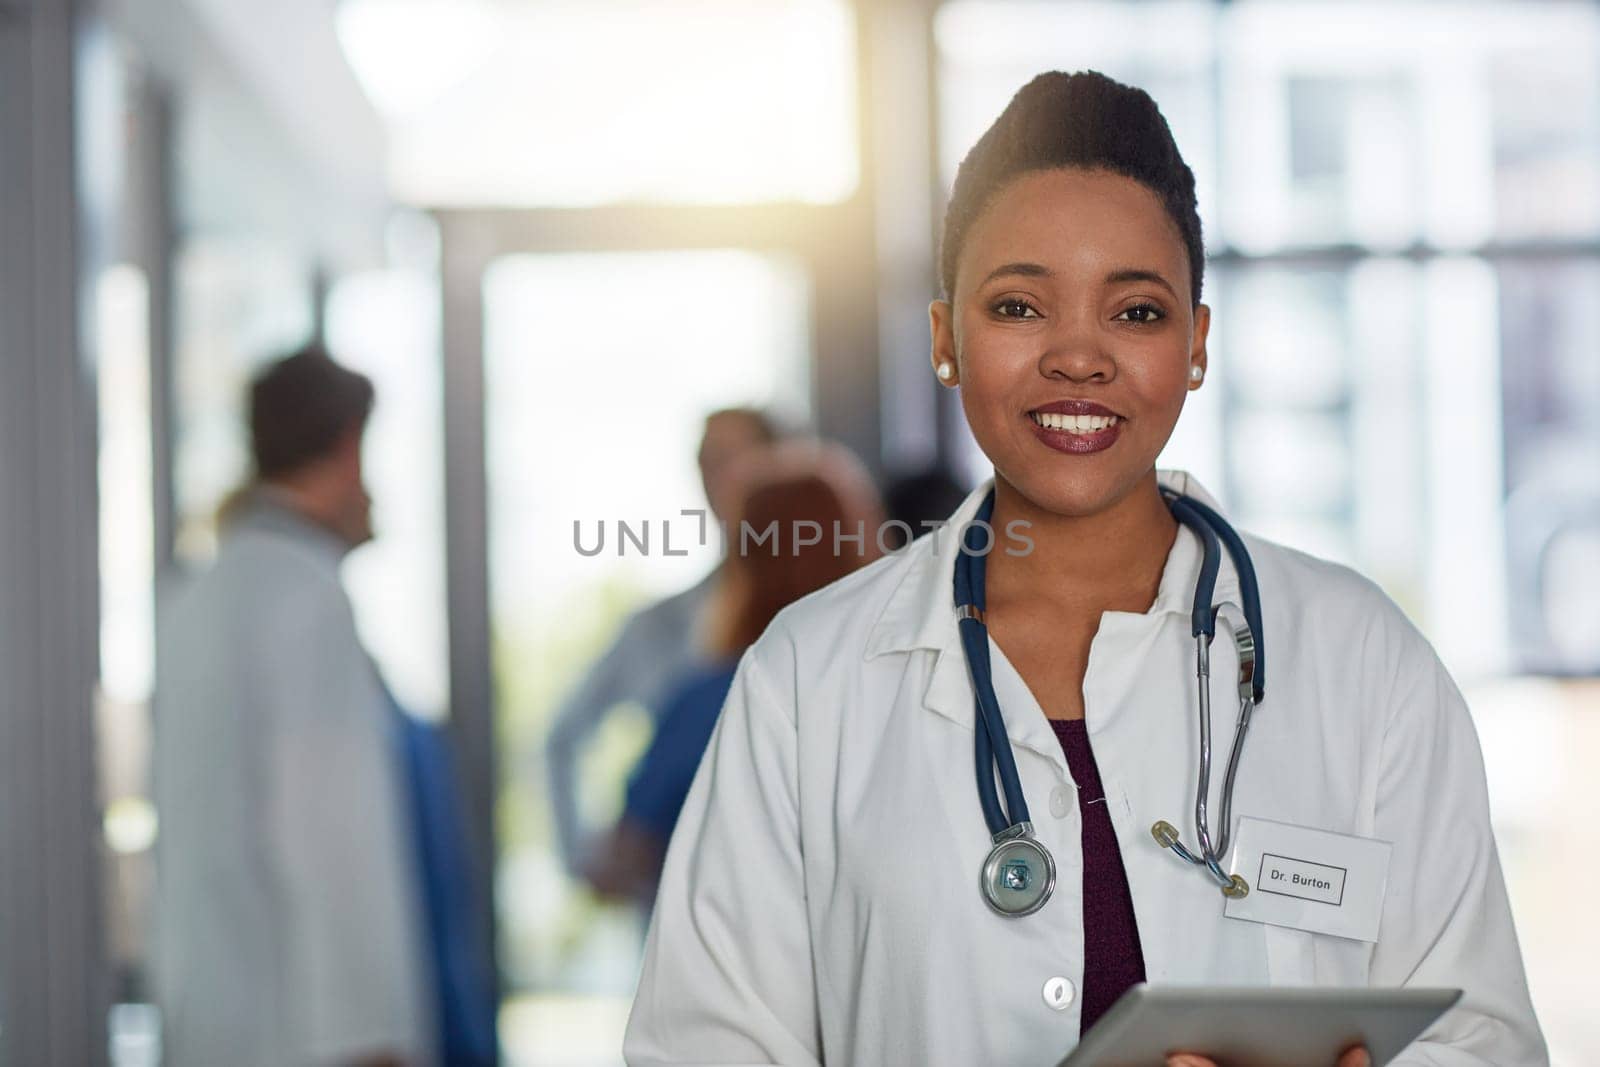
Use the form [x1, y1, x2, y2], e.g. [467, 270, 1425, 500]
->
[624, 70, 1546, 1067]
[931, 167, 1207, 519]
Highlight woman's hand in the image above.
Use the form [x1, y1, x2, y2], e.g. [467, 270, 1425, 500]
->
[1166, 1046, 1370, 1067]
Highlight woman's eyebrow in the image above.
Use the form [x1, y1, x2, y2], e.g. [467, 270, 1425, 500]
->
[980, 262, 1052, 286]
[980, 263, 1177, 299]
[1106, 268, 1176, 298]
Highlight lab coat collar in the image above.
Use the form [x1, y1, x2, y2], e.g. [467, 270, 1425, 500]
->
[863, 470, 1244, 743]
[1147, 469, 1243, 620]
[862, 478, 991, 662]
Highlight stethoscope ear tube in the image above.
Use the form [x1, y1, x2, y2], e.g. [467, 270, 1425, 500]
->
[1165, 492, 1225, 641]
[1168, 491, 1267, 703]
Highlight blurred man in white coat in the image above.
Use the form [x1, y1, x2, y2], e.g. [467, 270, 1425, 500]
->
[154, 347, 430, 1067]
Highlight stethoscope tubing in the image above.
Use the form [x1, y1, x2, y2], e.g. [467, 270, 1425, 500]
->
[955, 493, 1032, 837]
[954, 485, 1267, 900]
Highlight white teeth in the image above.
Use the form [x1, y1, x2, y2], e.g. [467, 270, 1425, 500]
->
[1031, 412, 1119, 434]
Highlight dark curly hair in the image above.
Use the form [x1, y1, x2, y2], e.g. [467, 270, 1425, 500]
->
[939, 70, 1204, 306]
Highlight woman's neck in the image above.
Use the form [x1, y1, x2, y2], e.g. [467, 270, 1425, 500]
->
[985, 470, 1178, 613]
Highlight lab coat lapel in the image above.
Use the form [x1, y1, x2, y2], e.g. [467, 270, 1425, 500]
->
[876, 480, 1058, 762]
[867, 481, 993, 733]
[920, 632, 975, 731]
[918, 618, 1069, 768]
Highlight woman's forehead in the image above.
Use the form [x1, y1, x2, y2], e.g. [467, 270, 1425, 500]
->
[960, 168, 1188, 286]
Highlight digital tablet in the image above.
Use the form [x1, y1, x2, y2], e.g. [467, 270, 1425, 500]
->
[1058, 984, 1462, 1067]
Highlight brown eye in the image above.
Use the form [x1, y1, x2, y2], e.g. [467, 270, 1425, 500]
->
[994, 298, 1040, 319]
[1115, 303, 1165, 324]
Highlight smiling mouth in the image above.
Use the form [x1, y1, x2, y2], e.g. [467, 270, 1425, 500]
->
[1028, 411, 1123, 434]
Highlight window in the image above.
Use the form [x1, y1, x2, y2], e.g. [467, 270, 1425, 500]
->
[338, 0, 860, 207]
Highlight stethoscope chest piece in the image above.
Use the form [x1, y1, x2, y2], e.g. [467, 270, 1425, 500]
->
[980, 824, 1056, 917]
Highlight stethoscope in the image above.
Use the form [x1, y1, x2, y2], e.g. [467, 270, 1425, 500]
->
[953, 488, 1266, 917]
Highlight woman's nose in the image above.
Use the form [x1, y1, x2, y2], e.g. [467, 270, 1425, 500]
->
[1036, 313, 1115, 383]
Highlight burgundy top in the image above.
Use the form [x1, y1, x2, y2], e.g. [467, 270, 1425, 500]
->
[1050, 718, 1147, 1035]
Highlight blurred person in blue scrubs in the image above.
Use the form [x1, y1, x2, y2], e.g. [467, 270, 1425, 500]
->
[154, 347, 431, 1067]
[581, 441, 884, 902]
[545, 407, 785, 879]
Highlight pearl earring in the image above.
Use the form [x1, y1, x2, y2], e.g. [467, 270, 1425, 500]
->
[1189, 364, 1204, 384]
[937, 362, 955, 382]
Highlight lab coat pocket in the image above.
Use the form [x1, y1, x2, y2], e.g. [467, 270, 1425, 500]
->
[1263, 924, 1316, 986]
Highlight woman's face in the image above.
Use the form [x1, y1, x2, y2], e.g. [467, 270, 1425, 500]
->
[930, 167, 1209, 518]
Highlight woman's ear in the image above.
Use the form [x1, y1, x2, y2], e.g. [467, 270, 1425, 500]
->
[1187, 303, 1210, 390]
[929, 299, 959, 387]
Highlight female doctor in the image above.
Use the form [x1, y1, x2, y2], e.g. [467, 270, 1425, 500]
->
[624, 72, 1548, 1067]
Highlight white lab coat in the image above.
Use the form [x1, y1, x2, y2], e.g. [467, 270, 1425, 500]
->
[625, 471, 1547, 1066]
[153, 496, 431, 1067]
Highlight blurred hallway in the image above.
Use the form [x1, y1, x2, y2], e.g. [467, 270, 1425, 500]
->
[2, 0, 1598, 1064]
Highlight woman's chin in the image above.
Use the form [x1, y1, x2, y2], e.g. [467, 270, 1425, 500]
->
[997, 464, 1154, 521]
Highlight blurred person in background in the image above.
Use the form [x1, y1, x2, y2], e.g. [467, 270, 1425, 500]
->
[581, 440, 885, 902]
[153, 347, 431, 1067]
[880, 463, 972, 550]
[545, 406, 785, 878]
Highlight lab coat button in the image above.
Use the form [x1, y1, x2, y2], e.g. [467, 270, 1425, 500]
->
[1043, 976, 1076, 1010]
[1049, 786, 1071, 818]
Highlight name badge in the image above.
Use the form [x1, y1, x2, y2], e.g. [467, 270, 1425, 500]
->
[1223, 816, 1392, 942]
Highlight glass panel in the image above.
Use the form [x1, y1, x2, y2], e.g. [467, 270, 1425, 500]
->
[97, 264, 156, 713]
[1497, 257, 1600, 674]
[484, 250, 811, 1066]
[337, 0, 858, 207]
[1219, 0, 1600, 251]
[1218, 19, 1424, 252]
[96, 260, 165, 1067]
[95, 266, 163, 1062]
[171, 237, 316, 562]
[1489, 48, 1600, 241]
[326, 228, 451, 718]
[1204, 260, 1450, 616]
[1205, 256, 1526, 673]
[1210, 265, 1359, 565]
[77, 25, 164, 1062]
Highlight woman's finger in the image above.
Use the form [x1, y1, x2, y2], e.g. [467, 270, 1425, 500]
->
[1336, 1045, 1372, 1067]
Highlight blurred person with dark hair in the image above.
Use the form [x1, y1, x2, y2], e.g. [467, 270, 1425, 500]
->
[880, 464, 972, 550]
[154, 345, 432, 1067]
[545, 406, 785, 879]
[581, 441, 884, 902]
